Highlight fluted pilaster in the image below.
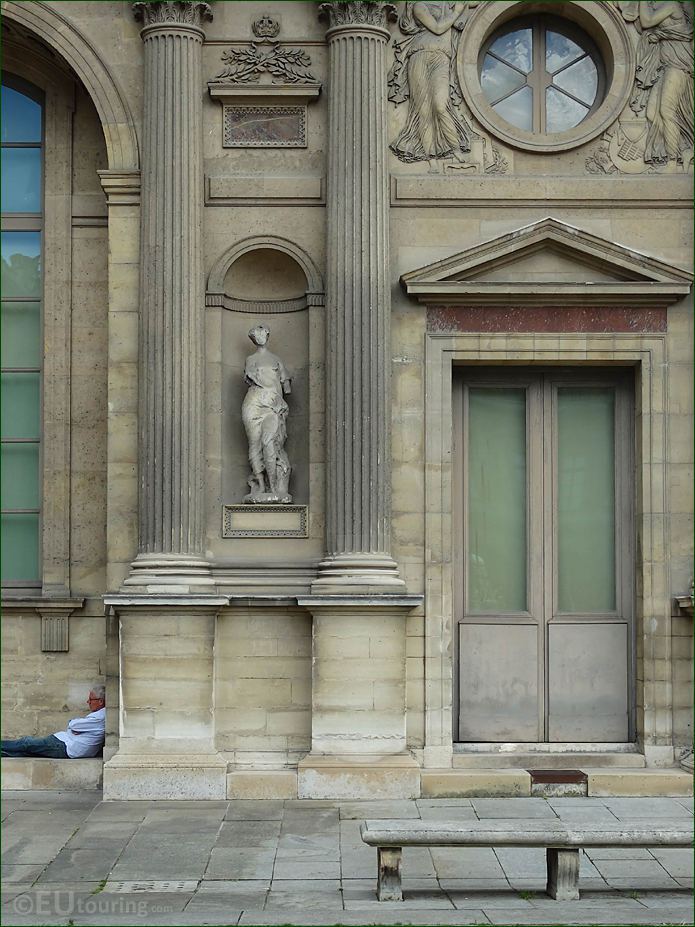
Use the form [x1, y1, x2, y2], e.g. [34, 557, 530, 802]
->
[314, 1, 403, 592]
[126, 1, 213, 588]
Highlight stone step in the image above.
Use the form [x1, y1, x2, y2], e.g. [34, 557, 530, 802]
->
[1, 757, 103, 790]
[453, 751, 646, 769]
[585, 768, 693, 797]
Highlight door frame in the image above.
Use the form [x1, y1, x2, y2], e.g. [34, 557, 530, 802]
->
[422, 331, 670, 768]
[452, 366, 635, 744]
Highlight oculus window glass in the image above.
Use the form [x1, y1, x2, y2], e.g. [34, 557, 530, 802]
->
[480, 16, 604, 136]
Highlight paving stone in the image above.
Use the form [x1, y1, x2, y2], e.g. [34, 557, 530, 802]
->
[110, 839, 213, 881]
[585, 847, 655, 860]
[431, 846, 506, 880]
[271, 879, 341, 893]
[606, 876, 681, 890]
[285, 800, 340, 811]
[447, 890, 538, 909]
[470, 799, 558, 819]
[196, 879, 270, 893]
[674, 797, 693, 813]
[439, 879, 513, 893]
[215, 821, 280, 847]
[265, 891, 345, 910]
[649, 846, 694, 878]
[38, 846, 124, 883]
[601, 798, 691, 818]
[1, 863, 46, 884]
[419, 805, 480, 822]
[339, 800, 420, 820]
[1, 833, 75, 865]
[343, 891, 456, 910]
[272, 858, 340, 880]
[485, 908, 688, 925]
[225, 801, 284, 821]
[238, 913, 487, 926]
[84, 802, 152, 823]
[592, 858, 679, 879]
[64, 822, 139, 850]
[205, 847, 275, 881]
[138, 810, 225, 834]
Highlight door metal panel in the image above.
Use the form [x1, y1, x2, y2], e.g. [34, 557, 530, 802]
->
[547, 622, 628, 741]
[459, 623, 539, 741]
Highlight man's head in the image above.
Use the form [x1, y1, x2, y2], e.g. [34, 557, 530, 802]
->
[87, 685, 105, 711]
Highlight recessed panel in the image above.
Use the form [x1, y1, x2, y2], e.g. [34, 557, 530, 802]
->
[459, 623, 539, 741]
[548, 623, 628, 741]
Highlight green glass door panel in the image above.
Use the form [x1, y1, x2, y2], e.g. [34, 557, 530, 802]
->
[1, 231, 41, 298]
[557, 387, 616, 612]
[468, 388, 527, 612]
[1, 442, 40, 508]
[0, 512, 39, 581]
[1, 301, 41, 367]
[0, 371, 40, 439]
[1, 148, 42, 212]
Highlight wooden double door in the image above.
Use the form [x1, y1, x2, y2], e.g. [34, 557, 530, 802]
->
[454, 368, 634, 743]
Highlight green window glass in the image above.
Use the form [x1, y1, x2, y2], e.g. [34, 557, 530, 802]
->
[1, 77, 43, 586]
[467, 388, 528, 612]
[557, 388, 616, 612]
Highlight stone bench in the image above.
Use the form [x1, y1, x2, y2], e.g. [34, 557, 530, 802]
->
[360, 819, 692, 902]
[1, 757, 103, 790]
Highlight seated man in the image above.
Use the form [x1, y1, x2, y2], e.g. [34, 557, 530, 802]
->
[1, 686, 105, 758]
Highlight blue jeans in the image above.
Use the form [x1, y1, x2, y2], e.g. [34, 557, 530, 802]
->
[1, 735, 68, 758]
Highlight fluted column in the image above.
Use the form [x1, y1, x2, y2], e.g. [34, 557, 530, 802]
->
[314, 1, 404, 593]
[126, 1, 213, 589]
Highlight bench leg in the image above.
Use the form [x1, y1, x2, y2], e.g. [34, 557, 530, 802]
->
[546, 848, 580, 901]
[377, 846, 402, 901]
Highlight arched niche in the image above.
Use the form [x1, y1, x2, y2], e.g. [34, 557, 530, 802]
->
[209, 239, 324, 515]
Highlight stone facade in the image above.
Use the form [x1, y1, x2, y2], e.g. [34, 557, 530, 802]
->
[1, 0, 692, 798]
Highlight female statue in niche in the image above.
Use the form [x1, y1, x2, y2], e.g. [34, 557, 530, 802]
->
[388, 1, 477, 172]
[621, 0, 694, 171]
[241, 324, 293, 504]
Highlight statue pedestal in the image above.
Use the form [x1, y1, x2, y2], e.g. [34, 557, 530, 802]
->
[222, 504, 308, 538]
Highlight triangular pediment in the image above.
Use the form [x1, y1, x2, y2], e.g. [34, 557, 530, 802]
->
[401, 218, 692, 306]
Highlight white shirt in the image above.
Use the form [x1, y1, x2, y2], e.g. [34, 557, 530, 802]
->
[53, 708, 105, 758]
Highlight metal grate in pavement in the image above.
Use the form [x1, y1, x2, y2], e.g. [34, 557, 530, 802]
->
[103, 880, 199, 893]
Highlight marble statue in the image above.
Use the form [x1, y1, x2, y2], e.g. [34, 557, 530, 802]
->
[388, 1, 477, 172]
[621, 0, 694, 170]
[241, 324, 293, 504]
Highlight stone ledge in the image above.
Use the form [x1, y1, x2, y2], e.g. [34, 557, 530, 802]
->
[298, 753, 421, 800]
[421, 769, 531, 798]
[1, 757, 103, 790]
[227, 769, 298, 799]
[585, 768, 694, 797]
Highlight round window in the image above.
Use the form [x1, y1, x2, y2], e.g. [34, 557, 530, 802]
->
[480, 16, 604, 136]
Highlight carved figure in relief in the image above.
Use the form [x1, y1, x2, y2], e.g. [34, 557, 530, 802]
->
[241, 325, 293, 504]
[621, 0, 694, 171]
[388, 1, 478, 172]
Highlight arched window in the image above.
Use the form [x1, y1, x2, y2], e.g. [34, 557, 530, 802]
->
[1, 76, 43, 586]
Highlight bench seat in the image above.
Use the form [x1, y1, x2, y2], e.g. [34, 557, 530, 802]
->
[360, 819, 693, 901]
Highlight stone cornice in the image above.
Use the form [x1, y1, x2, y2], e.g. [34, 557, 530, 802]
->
[132, 1, 213, 29]
[318, 2, 397, 31]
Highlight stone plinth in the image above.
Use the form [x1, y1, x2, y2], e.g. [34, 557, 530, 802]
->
[103, 596, 227, 799]
[297, 594, 421, 797]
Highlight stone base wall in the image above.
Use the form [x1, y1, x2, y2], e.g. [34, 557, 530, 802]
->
[215, 607, 312, 764]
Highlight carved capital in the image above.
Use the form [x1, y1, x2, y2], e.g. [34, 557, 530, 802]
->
[133, 1, 213, 30]
[318, 2, 397, 31]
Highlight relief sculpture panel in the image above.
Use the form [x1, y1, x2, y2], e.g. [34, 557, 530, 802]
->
[387, 1, 507, 174]
[587, 1, 693, 174]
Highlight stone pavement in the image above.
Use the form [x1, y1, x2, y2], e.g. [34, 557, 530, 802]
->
[1, 791, 692, 926]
